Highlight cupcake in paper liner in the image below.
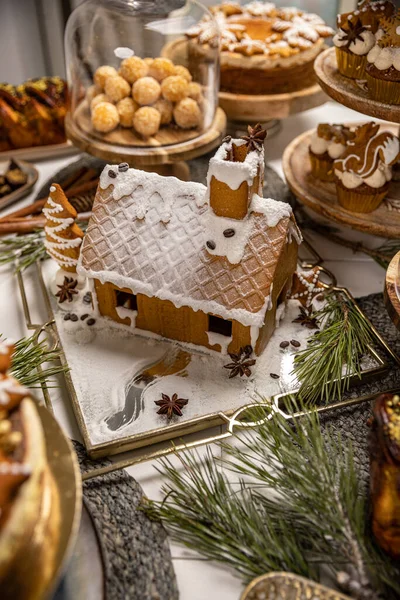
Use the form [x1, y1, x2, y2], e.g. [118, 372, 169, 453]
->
[333, 121, 400, 213]
[334, 18, 377, 79]
[366, 10, 400, 103]
[309, 124, 354, 182]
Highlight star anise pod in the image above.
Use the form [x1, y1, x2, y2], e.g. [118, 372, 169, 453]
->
[292, 306, 319, 330]
[224, 346, 256, 378]
[154, 393, 188, 419]
[56, 276, 79, 303]
[241, 123, 267, 153]
[341, 18, 368, 48]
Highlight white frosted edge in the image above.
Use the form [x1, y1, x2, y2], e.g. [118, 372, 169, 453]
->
[206, 331, 232, 354]
[206, 137, 264, 193]
[250, 194, 292, 225]
[99, 165, 208, 208]
[77, 265, 270, 328]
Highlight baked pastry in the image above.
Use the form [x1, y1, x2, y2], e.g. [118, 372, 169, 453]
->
[89, 55, 206, 138]
[333, 18, 376, 79]
[186, 2, 334, 95]
[77, 125, 302, 356]
[0, 341, 60, 600]
[333, 122, 400, 213]
[0, 77, 68, 150]
[309, 124, 354, 182]
[366, 10, 400, 104]
[337, 0, 394, 32]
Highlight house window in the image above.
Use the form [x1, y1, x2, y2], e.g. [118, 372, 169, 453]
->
[208, 315, 232, 337]
[115, 290, 138, 311]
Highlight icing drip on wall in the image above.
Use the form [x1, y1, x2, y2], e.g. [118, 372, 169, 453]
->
[206, 331, 232, 354]
[43, 192, 82, 268]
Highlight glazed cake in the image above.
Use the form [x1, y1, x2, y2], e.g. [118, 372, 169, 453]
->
[0, 342, 60, 600]
[78, 127, 301, 356]
[186, 1, 334, 94]
[333, 121, 400, 213]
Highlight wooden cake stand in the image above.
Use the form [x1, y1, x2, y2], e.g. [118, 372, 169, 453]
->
[384, 251, 400, 331]
[282, 123, 400, 239]
[65, 104, 227, 170]
[218, 83, 327, 124]
[314, 47, 400, 124]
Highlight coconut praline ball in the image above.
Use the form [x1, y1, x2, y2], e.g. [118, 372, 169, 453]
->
[90, 93, 110, 111]
[94, 65, 118, 90]
[119, 56, 148, 84]
[173, 98, 201, 129]
[132, 76, 161, 105]
[133, 106, 161, 137]
[148, 57, 175, 81]
[104, 75, 131, 103]
[91, 102, 120, 132]
[174, 65, 192, 82]
[161, 75, 189, 103]
[116, 97, 137, 127]
[153, 98, 173, 125]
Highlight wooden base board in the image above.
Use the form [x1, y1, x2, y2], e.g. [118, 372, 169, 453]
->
[282, 123, 400, 239]
[314, 47, 400, 124]
[66, 107, 226, 166]
[384, 251, 400, 331]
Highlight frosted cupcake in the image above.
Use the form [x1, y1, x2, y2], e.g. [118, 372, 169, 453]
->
[366, 12, 400, 104]
[309, 124, 354, 182]
[334, 122, 400, 213]
[334, 18, 376, 79]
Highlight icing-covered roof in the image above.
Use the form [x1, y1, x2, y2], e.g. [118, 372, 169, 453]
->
[78, 166, 298, 328]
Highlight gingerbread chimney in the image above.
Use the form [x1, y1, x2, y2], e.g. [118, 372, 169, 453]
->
[207, 125, 266, 220]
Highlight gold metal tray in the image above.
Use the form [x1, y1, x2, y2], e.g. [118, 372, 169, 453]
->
[15, 238, 399, 475]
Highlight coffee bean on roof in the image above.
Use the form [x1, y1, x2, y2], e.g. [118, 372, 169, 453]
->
[206, 240, 216, 250]
[108, 169, 117, 178]
[118, 162, 129, 172]
[70, 314, 79, 322]
[223, 228, 235, 238]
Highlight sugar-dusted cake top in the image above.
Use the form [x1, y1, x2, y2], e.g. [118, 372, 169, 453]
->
[337, 0, 394, 31]
[186, 2, 333, 57]
[79, 140, 301, 328]
[334, 122, 399, 189]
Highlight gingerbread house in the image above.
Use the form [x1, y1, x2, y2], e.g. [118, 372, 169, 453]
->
[77, 135, 301, 356]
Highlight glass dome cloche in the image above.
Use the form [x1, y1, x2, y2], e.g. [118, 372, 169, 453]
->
[64, 0, 220, 151]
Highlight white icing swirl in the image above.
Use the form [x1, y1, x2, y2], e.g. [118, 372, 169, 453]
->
[367, 44, 400, 71]
[310, 132, 345, 158]
[333, 28, 375, 55]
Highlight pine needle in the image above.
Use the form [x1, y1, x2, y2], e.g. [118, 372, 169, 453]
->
[292, 293, 375, 406]
[146, 404, 400, 598]
[0, 231, 47, 272]
[9, 334, 68, 388]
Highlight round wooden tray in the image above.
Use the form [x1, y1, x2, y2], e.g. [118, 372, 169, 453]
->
[384, 251, 400, 331]
[282, 123, 400, 238]
[219, 83, 327, 123]
[65, 106, 226, 166]
[314, 47, 400, 124]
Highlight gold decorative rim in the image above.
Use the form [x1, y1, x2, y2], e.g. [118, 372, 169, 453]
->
[241, 572, 352, 600]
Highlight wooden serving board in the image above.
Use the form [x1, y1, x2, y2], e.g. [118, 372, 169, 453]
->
[219, 83, 327, 123]
[66, 106, 227, 166]
[282, 123, 400, 238]
[384, 251, 400, 331]
[0, 140, 77, 162]
[314, 47, 400, 124]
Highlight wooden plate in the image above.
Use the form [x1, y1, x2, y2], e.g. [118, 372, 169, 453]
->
[219, 83, 327, 123]
[0, 141, 77, 162]
[66, 106, 227, 166]
[0, 159, 39, 212]
[384, 251, 400, 331]
[282, 123, 400, 238]
[314, 47, 400, 124]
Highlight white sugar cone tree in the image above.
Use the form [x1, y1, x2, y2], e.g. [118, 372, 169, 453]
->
[43, 183, 84, 273]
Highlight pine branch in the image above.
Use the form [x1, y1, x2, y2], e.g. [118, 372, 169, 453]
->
[9, 334, 68, 388]
[292, 293, 375, 405]
[145, 405, 400, 599]
[0, 230, 47, 272]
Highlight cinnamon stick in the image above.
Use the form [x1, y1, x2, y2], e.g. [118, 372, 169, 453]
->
[0, 179, 99, 222]
[60, 166, 88, 191]
[0, 211, 92, 235]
